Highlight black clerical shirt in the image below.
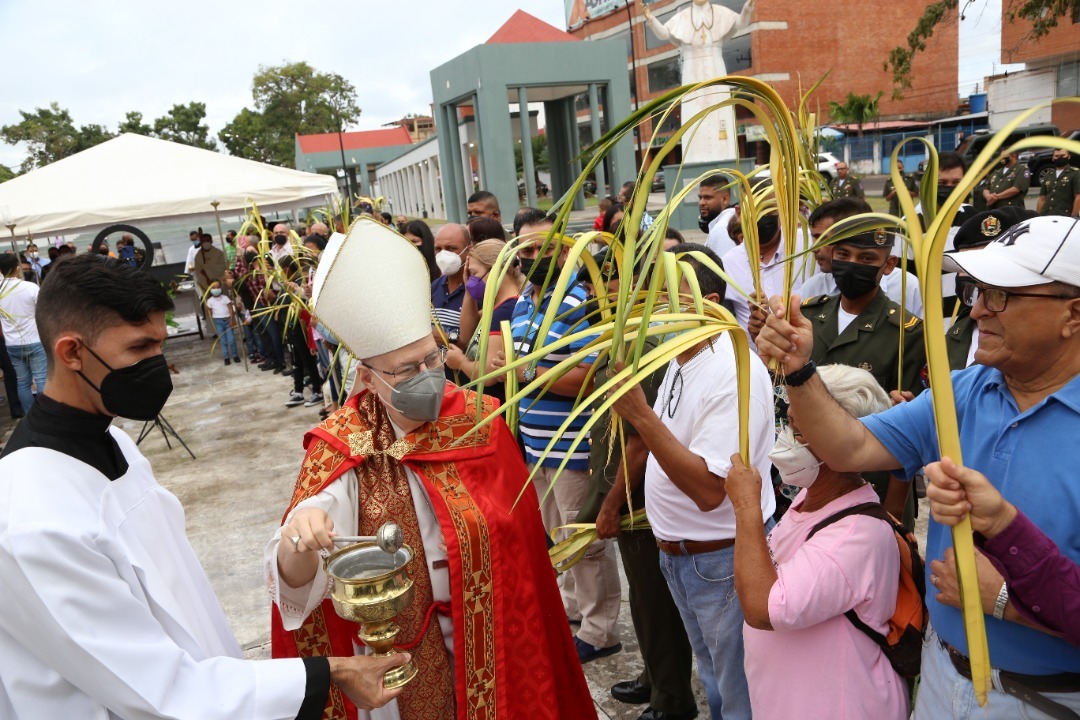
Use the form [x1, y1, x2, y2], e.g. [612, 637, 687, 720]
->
[0, 393, 129, 479]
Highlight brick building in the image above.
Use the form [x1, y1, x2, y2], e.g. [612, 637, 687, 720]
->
[999, 7, 1080, 130]
[568, 0, 958, 161]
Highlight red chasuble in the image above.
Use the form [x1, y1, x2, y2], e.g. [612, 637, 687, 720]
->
[271, 386, 596, 720]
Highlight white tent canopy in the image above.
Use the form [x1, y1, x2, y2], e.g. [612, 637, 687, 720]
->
[0, 133, 339, 237]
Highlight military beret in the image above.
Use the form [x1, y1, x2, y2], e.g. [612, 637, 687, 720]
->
[836, 228, 893, 249]
[953, 207, 1037, 251]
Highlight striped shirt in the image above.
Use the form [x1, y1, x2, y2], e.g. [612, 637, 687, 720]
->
[511, 282, 596, 471]
[431, 276, 464, 343]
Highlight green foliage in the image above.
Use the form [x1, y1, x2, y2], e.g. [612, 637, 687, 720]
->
[0, 102, 117, 172]
[219, 61, 362, 167]
[887, 0, 1080, 96]
[827, 92, 883, 137]
[117, 111, 153, 136]
[151, 102, 217, 151]
[0, 164, 14, 183]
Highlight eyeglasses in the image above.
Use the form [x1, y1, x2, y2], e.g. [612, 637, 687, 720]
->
[362, 347, 447, 380]
[958, 280, 1076, 313]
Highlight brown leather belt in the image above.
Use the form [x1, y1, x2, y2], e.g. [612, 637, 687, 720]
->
[656, 538, 735, 556]
[940, 637, 1080, 720]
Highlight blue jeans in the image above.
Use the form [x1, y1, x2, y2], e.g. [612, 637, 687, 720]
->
[915, 625, 1080, 719]
[212, 318, 238, 359]
[660, 540, 754, 720]
[7, 342, 46, 412]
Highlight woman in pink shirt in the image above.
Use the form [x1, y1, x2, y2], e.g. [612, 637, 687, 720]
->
[727, 364, 909, 720]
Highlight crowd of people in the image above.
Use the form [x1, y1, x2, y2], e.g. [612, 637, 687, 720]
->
[1, 144, 1080, 720]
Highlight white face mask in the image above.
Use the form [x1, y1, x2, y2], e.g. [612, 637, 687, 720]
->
[768, 426, 822, 488]
[28, 252, 39, 260]
[435, 248, 464, 276]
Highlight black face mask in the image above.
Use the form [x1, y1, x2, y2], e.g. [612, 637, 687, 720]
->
[831, 259, 883, 300]
[77, 344, 173, 421]
[698, 215, 713, 234]
[520, 256, 557, 282]
[1054, 157, 1070, 168]
[273, 234, 288, 246]
[936, 185, 956, 207]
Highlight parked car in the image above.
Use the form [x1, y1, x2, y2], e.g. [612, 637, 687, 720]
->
[753, 151, 842, 181]
[1019, 129, 1080, 184]
[517, 179, 549, 197]
[651, 170, 666, 193]
[917, 123, 1061, 180]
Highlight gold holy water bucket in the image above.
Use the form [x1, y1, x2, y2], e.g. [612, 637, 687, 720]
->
[324, 542, 419, 689]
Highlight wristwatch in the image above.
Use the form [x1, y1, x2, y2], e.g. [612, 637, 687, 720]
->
[993, 582, 1009, 620]
[522, 363, 537, 383]
[785, 360, 816, 388]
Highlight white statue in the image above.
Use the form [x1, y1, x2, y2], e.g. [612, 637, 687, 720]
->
[642, 0, 755, 164]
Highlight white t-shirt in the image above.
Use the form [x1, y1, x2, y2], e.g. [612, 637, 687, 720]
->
[644, 333, 776, 541]
[705, 207, 737, 257]
[836, 307, 858, 334]
[0, 277, 41, 345]
[205, 294, 233, 319]
[185, 243, 199, 272]
[721, 234, 813, 350]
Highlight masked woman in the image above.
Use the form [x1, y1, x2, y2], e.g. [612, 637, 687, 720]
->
[726, 364, 909, 720]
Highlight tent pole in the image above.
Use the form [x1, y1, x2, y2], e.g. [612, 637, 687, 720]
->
[210, 201, 224, 245]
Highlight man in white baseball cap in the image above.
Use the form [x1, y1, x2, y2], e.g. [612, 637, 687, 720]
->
[755, 214, 1080, 719]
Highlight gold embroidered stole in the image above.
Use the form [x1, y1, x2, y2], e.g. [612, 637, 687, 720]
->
[353, 393, 455, 719]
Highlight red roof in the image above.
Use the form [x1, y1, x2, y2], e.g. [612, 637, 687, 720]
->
[296, 126, 413, 154]
[486, 10, 579, 44]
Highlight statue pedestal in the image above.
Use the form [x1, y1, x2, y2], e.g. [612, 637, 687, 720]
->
[663, 159, 757, 232]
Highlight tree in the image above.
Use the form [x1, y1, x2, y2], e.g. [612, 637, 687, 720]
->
[0, 102, 115, 172]
[0, 164, 15, 183]
[219, 61, 362, 166]
[117, 111, 153, 136]
[219, 107, 274, 163]
[152, 102, 216, 150]
[514, 134, 550, 184]
[828, 92, 884, 138]
[887, 0, 1080, 95]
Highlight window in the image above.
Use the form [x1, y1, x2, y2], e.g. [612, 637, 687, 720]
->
[647, 57, 682, 93]
[1057, 60, 1079, 98]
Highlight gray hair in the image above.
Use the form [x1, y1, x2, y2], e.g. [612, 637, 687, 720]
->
[817, 364, 891, 419]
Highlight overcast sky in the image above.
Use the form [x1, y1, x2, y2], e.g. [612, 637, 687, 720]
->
[0, 0, 1016, 171]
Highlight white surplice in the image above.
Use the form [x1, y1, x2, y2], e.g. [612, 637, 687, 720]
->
[0, 428, 309, 720]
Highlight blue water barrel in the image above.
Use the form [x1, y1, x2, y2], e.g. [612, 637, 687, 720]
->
[969, 93, 987, 114]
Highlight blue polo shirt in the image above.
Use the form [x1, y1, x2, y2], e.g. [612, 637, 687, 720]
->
[861, 364, 1080, 675]
[511, 282, 597, 471]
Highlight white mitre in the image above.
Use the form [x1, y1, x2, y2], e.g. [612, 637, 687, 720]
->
[312, 217, 432, 359]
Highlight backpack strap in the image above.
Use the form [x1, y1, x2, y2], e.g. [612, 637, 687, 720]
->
[807, 501, 894, 650]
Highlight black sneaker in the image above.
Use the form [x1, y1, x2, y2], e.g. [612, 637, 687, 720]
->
[304, 392, 324, 407]
[232, 357, 241, 363]
[285, 392, 305, 407]
[224, 358, 231, 366]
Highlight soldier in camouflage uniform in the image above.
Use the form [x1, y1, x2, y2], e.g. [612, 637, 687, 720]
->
[883, 159, 918, 217]
[1038, 149, 1080, 217]
[973, 150, 1030, 213]
[800, 228, 925, 523]
[828, 160, 864, 199]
